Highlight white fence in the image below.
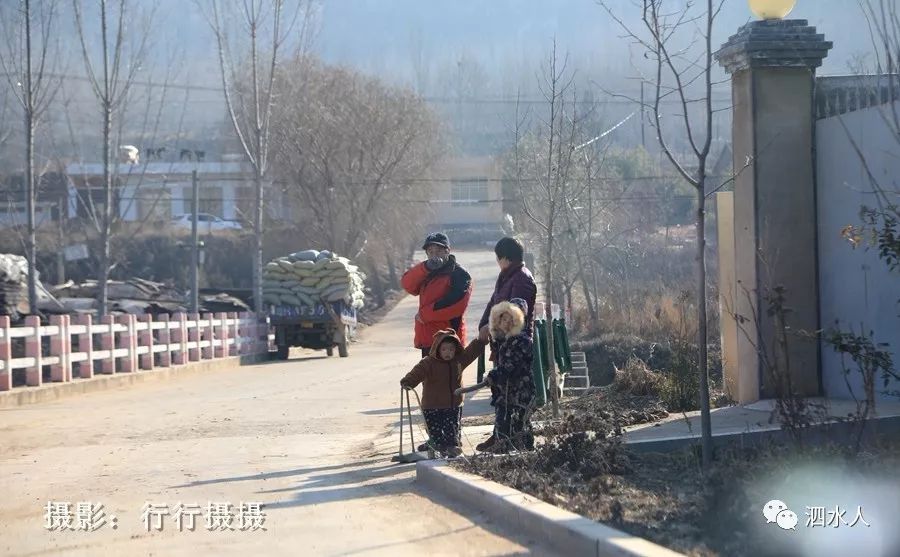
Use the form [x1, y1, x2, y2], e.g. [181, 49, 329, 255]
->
[0, 312, 271, 392]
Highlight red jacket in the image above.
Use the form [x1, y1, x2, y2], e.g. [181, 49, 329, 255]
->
[401, 255, 472, 349]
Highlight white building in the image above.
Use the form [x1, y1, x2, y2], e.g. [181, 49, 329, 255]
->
[64, 159, 285, 225]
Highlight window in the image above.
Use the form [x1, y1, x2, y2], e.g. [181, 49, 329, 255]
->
[451, 178, 488, 207]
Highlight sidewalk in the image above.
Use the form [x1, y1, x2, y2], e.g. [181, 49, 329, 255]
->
[622, 397, 900, 450]
[624, 397, 900, 440]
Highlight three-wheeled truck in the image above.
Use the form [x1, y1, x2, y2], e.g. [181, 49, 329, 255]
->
[269, 300, 356, 360]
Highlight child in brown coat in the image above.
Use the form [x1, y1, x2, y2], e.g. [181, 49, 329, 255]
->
[400, 329, 485, 456]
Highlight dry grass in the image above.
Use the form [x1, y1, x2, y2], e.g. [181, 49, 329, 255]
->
[611, 357, 664, 397]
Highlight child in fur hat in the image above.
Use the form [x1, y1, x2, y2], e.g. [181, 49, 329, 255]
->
[484, 297, 536, 452]
[400, 329, 485, 456]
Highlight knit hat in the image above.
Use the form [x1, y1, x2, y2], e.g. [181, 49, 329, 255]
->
[422, 232, 450, 250]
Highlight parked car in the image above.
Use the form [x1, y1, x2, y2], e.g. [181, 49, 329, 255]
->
[170, 213, 243, 232]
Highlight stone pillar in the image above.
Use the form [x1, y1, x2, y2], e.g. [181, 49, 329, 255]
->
[715, 20, 832, 400]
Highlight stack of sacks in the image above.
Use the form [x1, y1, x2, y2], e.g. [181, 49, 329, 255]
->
[262, 249, 365, 310]
[0, 253, 28, 316]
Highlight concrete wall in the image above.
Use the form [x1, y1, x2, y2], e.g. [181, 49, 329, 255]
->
[816, 101, 900, 401]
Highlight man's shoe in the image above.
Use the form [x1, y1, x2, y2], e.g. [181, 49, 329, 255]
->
[475, 434, 496, 452]
[417, 442, 431, 452]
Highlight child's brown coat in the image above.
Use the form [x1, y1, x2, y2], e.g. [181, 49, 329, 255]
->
[400, 329, 486, 409]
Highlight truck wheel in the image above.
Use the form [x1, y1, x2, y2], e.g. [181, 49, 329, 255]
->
[338, 325, 350, 357]
[276, 344, 289, 360]
[326, 346, 334, 357]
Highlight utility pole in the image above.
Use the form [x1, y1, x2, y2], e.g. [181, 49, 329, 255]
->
[640, 81, 646, 149]
[191, 170, 199, 313]
[56, 200, 65, 284]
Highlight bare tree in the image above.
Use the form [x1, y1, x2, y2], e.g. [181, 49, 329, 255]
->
[516, 41, 584, 417]
[270, 57, 443, 260]
[71, 0, 154, 314]
[0, 0, 61, 313]
[199, 0, 315, 314]
[599, 0, 725, 469]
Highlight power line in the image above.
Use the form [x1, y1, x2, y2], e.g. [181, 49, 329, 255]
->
[69, 194, 699, 203]
[6, 72, 733, 106]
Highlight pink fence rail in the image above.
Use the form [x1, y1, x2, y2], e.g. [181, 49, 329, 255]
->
[0, 312, 272, 392]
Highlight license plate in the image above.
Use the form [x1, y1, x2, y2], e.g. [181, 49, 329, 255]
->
[300, 321, 314, 328]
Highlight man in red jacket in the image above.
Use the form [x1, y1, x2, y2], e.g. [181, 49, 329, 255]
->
[401, 232, 473, 357]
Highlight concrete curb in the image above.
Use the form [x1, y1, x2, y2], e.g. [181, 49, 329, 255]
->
[0, 354, 268, 408]
[416, 460, 685, 557]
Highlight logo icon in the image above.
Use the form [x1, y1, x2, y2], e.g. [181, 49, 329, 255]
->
[763, 500, 788, 524]
[776, 509, 799, 530]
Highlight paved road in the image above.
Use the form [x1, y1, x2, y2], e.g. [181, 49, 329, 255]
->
[0, 249, 555, 556]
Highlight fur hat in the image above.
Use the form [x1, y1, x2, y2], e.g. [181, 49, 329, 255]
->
[489, 301, 525, 340]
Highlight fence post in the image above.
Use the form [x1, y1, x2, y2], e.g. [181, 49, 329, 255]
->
[50, 315, 67, 382]
[172, 313, 187, 365]
[188, 313, 201, 362]
[233, 312, 242, 356]
[76, 314, 93, 379]
[100, 315, 116, 374]
[215, 312, 226, 358]
[0, 316, 11, 391]
[158, 314, 171, 367]
[258, 318, 266, 355]
[237, 313, 246, 356]
[25, 315, 42, 386]
[119, 315, 137, 373]
[63, 315, 72, 381]
[202, 312, 214, 360]
[139, 314, 154, 371]
[228, 311, 241, 356]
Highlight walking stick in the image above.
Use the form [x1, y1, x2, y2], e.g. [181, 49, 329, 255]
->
[405, 388, 415, 453]
[454, 379, 489, 396]
[392, 387, 433, 463]
[397, 388, 404, 460]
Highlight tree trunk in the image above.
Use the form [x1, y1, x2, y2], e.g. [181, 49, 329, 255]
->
[696, 188, 712, 469]
[544, 244, 559, 418]
[99, 103, 112, 315]
[25, 114, 37, 314]
[368, 256, 385, 307]
[386, 254, 399, 288]
[24, 0, 38, 315]
[98, 1, 111, 316]
[253, 170, 264, 315]
[579, 272, 598, 329]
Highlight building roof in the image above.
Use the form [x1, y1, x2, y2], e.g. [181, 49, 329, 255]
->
[65, 161, 251, 177]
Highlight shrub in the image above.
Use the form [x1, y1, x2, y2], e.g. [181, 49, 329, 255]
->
[611, 357, 663, 397]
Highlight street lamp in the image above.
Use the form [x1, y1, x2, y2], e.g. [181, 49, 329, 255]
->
[748, 0, 796, 20]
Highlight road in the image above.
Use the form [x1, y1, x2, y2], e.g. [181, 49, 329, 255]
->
[0, 248, 554, 557]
